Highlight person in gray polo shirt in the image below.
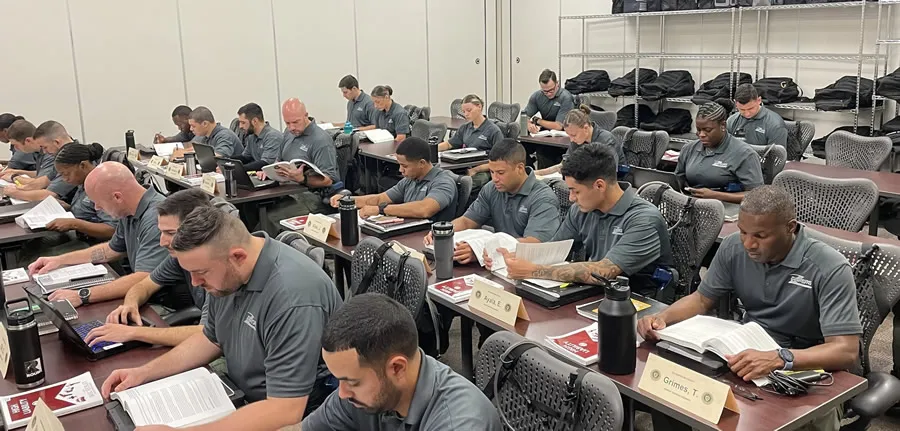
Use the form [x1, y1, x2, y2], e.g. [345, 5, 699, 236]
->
[0, 113, 37, 172]
[639, 186, 860, 431]
[524, 69, 576, 134]
[329, 137, 458, 222]
[437, 94, 504, 191]
[676, 99, 764, 204]
[154, 105, 195, 144]
[30, 162, 170, 310]
[188, 106, 244, 157]
[235, 102, 283, 171]
[302, 293, 502, 431]
[3, 120, 78, 203]
[536, 105, 626, 177]
[102, 207, 343, 430]
[336, 75, 377, 128]
[727, 83, 788, 148]
[371, 85, 410, 141]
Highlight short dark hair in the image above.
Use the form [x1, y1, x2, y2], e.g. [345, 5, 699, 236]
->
[7, 119, 35, 142]
[33, 121, 68, 141]
[740, 185, 797, 223]
[54, 142, 104, 166]
[395, 137, 430, 162]
[488, 138, 526, 165]
[560, 143, 618, 184]
[157, 189, 213, 221]
[539, 69, 558, 84]
[172, 105, 192, 118]
[171, 206, 250, 253]
[321, 293, 418, 368]
[189, 106, 215, 123]
[734, 83, 760, 104]
[0, 113, 24, 130]
[371, 85, 393, 98]
[338, 75, 359, 90]
[237, 103, 264, 122]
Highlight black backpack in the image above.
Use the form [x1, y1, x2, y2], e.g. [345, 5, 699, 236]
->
[876, 67, 900, 101]
[639, 70, 696, 101]
[813, 76, 875, 111]
[883, 116, 900, 134]
[564, 70, 611, 94]
[640, 108, 693, 135]
[753, 77, 801, 104]
[692, 72, 753, 105]
[615, 104, 657, 128]
[609, 68, 659, 97]
[809, 126, 881, 158]
[661, 0, 698, 9]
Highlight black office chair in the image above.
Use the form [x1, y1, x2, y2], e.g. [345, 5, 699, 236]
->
[101, 147, 134, 174]
[542, 177, 571, 222]
[450, 99, 465, 120]
[487, 102, 521, 123]
[491, 119, 520, 140]
[446, 172, 473, 218]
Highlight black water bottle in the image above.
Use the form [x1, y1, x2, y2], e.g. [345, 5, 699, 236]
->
[125, 130, 135, 151]
[432, 222, 454, 279]
[223, 162, 238, 198]
[6, 299, 45, 389]
[427, 136, 440, 164]
[597, 275, 637, 375]
[338, 195, 359, 246]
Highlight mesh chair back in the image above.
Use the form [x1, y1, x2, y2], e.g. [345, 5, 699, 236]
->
[797, 121, 815, 158]
[475, 331, 624, 431]
[446, 172, 473, 218]
[619, 128, 668, 169]
[772, 170, 879, 232]
[410, 120, 448, 142]
[405, 105, 431, 124]
[491, 119, 520, 140]
[638, 183, 724, 295]
[784, 120, 814, 161]
[825, 130, 892, 171]
[333, 132, 360, 187]
[350, 237, 427, 318]
[748, 144, 787, 185]
[488, 102, 521, 123]
[275, 231, 326, 268]
[611, 126, 630, 144]
[543, 178, 571, 222]
[228, 117, 247, 143]
[590, 110, 617, 132]
[101, 148, 134, 173]
[450, 99, 464, 120]
[209, 197, 240, 219]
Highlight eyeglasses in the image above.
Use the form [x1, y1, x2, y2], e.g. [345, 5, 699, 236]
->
[541, 83, 558, 95]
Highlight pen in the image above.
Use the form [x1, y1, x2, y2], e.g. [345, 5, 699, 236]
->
[559, 283, 571, 288]
[70, 274, 105, 282]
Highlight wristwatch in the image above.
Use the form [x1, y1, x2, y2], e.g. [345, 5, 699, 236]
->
[78, 288, 92, 306]
[777, 348, 794, 371]
[378, 202, 389, 216]
[531, 116, 541, 125]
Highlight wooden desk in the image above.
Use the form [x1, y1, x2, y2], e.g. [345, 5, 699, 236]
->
[356, 141, 485, 194]
[0, 223, 55, 268]
[518, 134, 570, 149]
[430, 116, 466, 131]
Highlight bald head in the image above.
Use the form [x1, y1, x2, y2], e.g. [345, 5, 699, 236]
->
[282, 98, 310, 136]
[85, 162, 146, 218]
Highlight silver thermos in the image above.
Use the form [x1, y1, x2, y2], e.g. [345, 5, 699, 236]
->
[6, 299, 45, 389]
[223, 162, 238, 198]
[184, 152, 197, 176]
[432, 222, 454, 279]
[519, 113, 529, 137]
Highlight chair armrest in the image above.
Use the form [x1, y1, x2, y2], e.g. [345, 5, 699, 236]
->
[162, 306, 202, 326]
[848, 372, 900, 420]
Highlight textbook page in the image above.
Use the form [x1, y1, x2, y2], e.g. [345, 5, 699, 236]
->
[16, 196, 74, 229]
[515, 240, 574, 266]
[703, 321, 780, 387]
[363, 129, 395, 144]
[262, 159, 326, 182]
[469, 232, 518, 268]
[112, 368, 235, 428]
[153, 143, 183, 157]
[656, 315, 743, 354]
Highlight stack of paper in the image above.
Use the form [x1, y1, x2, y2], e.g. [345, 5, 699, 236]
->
[111, 368, 235, 428]
[0, 179, 28, 205]
[15, 196, 74, 230]
[153, 142, 183, 157]
[34, 263, 108, 289]
[544, 324, 599, 366]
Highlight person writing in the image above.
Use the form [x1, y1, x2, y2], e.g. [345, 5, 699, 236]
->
[370, 85, 410, 142]
[524, 69, 575, 134]
[535, 105, 625, 177]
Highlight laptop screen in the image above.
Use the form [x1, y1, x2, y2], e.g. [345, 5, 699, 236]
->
[23, 286, 86, 347]
[192, 142, 219, 173]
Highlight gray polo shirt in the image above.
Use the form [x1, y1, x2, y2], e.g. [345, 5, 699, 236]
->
[565, 122, 626, 166]
[385, 166, 458, 222]
[699, 225, 862, 348]
[168, 130, 196, 143]
[726, 106, 788, 148]
[375, 101, 411, 137]
[202, 233, 343, 402]
[524, 88, 576, 124]
[241, 124, 282, 165]
[448, 117, 504, 151]
[150, 256, 208, 325]
[8, 149, 37, 171]
[675, 134, 764, 191]
[280, 124, 340, 184]
[552, 183, 673, 282]
[70, 185, 117, 228]
[346, 92, 376, 128]
[201, 123, 244, 157]
[37, 149, 77, 202]
[463, 168, 560, 241]
[301, 351, 502, 431]
[107, 188, 168, 273]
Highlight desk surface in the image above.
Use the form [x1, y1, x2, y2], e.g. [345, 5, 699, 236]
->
[784, 161, 900, 198]
[518, 134, 571, 149]
[430, 116, 466, 131]
[358, 141, 485, 171]
[0, 222, 53, 246]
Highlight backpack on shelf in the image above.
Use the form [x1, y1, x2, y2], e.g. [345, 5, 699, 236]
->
[640, 108, 693, 135]
[876, 67, 900, 101]
[564, 70, 611, 94]
[639, 70, 696, 101]
[692, 72, 753, 105]
[753, 77, 801, 105]
[609, 68, 659, 97]
[661, 0, 698, 10]
[615, 104, 657, 128]
[813, 76, 876, 111]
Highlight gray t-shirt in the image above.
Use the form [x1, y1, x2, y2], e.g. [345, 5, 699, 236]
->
[385, 166, 458, 222]
[698, 225, 862, 348]
[201, 123, 244, 157]
[168, 130, 196, 143]
[346, 92, 377, 128]
[37, 149, 77, 202]
[524, 88, 576, 124]
[448, 117, 504, 151]
[107, 188, 168, 273]
[202, 233, 343, 402]
[241, 124, 282, 165]
[463, 168, 560, 241]
[301, 351, 502, 431]
[726, 106, 788, 148]
[565, 122, 626, 166]
[375, 101, 411, 137]
[70, 185, 117, 228]
[150, 256, 208, 325]
[280, 124, 340, 184]
[8, 149, 37, 171]
[675, 134, 764, 192]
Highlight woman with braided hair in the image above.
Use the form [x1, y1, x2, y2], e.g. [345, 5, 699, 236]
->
[675, 98, 763, 204]
[46, 142, 117, 241]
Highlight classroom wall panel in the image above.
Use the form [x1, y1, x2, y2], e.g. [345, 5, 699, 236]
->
[509, 0, 562, 111]
[427, 0, 488, 117]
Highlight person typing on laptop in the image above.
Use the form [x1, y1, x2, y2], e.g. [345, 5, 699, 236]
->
[234, 102, 282, 172]
[188, 106, 244, 158]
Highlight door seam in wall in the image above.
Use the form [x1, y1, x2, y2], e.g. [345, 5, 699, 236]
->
[64, 0, 86, 143]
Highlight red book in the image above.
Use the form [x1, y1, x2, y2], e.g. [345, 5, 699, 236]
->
[279, 215, 309, 231]
[428, 275, 502, 303]
[544, 324, 599, 366]
[1, 372, 102, 429]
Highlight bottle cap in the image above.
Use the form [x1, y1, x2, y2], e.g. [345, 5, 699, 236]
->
[432, 221, 454, 236]
[6, 308, 34, 327]
[338, 196, 356, 211]
[605, 277, 631, 301]
[223, 162, 235, 170]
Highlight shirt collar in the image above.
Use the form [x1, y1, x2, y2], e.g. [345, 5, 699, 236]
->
[133, 188, 161, 219]
[590, 121, 604, 142]
[749, 105, 768, 121]
[354, 91, 367, 103]
[509, 168, 538, 197]
[257, 123, 274, 138]
[777, 224, 810, 269]
[696, 134, 736, 155]
[605, 182, 636, 216]
[401, 350, 434, 426]
[244, 231, 273, 292]
[419, 165, 441, 183]
[209, 123, 224, 138]
[471, 116, 489, 131]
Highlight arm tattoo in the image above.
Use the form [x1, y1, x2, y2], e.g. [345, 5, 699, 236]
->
[531, 259, 622, 284]
[90, 246, 109, 264]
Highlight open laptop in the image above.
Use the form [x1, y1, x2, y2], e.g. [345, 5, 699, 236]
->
[24, 286, 152, 361]
[630, 166, 683, 190]
[192, 142, 219, 173]
[214, 157, 277, 191]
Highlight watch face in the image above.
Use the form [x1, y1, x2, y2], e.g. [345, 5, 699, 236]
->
[780, 349, 794, 362]
[79, 289, 90, 298]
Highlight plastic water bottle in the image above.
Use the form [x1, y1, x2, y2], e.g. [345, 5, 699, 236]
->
[344, 121, 353, 135]
[597, 276, 637, 375]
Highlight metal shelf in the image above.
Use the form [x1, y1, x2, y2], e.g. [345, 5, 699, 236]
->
[668, 133, 698, 145]
[564, 52, 732, 60]
[737, 52, 886, 61]
[565, 52, 884, 61]
[577, 92, 695, 104]
[560, 53, 635, 59]
[876, 39, 900, 45]
[769, 102, 885, 114]
[559, 1, 872, 20]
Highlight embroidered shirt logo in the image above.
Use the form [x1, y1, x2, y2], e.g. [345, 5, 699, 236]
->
[755, 126, 766, 134]
[299, 144, 308, 151]
[612, 226, 624, 236]
[419, 186, 428, 193]
[356, 107, 363, 111]
[712, 161, 729, 169]
[243, 312, 258, 331]
[788, 274, 813, 289]
[518, 206, 529, 214]
[388, 119, 393, 124]
[553, 102, 561, 107]
[478, 135, 488, 140]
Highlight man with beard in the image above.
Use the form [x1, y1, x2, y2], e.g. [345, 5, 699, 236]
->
[235, 102, 282, 171]
[302, 293, 502, 430]
[102, 206, 343, 429]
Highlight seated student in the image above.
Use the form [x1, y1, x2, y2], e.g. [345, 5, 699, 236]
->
[153, 105, 195, 144]
[1, 119, 40, 181]
[235, 102, 282, 171]
[3, 120, 78, 202]
[102, 207, 344, 428]
[329, 137, 458, 222]
[259, 98, 341, 235]
[188, 106, 244, 157]
[87, 189, 219, 348]
[524, 69, 576, 134]
[302, 293, 502, 431]
[727, 83, 788, 148]
[0, 113, 37, 171]
[369, 85, 410, 142]
[675, 99, 764, 204]
[335, 74, 376, 128]
[436, 94, 503, 190]
[44, 142, 117, 242]
[424, 139, 560, 264]
[535, 105, 626, 177]
[498, 144, 675, 300]
[29, 162, 170, 309]
[638, 185, 860, 431]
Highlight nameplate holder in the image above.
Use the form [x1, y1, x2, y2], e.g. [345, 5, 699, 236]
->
[200, 174, 218, 195]
[0, 323, 9, 379]
[165, 163, 184, 179]
[303, 214, 337, 243]
[25, 398, 65, 431]
[126, 148, 140, 162]
[147, 156, 165, 170]
[467, 279, 529, 327]
[638, 353, 740, 424]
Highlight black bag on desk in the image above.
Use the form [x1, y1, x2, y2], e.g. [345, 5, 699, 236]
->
[814, 76, 875, 111]
[615, 103, 657, 128]
[609, 68, 659, 97]
[753, 77, 801, 105]
[692, 72, 753, 105]
[876, 67, 900, 101]
[640, 108, 693, 135]
[564, 70, 611, 94]
[639, 70, 696, 101]
[612, 0, 625, 13]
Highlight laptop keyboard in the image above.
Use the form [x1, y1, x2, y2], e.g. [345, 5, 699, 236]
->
[73, 320, 121, 353]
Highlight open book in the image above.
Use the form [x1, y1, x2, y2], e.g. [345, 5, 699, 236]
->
[153, 142, 184, 157]
[531, 130, 568, 138]
[0, 179, 27, 205]
[34, 263, 109, 292]
[656, 315, 780, 386]
[493, 240, 574, 290]
[111, 368, 235, 428]
[15, 196, 74, 230]
[0, 372, 102, 429]
[262, 159, 327, 182]
[362, 129, 395, 144]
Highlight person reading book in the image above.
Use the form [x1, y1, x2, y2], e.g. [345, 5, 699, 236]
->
[328, 137, 458, 221]
[2, 118, 39, 181]
[534, 105, 626, 177]
[336, 75, 377, 129]
[496, 144, 675, 301]
[637, 186, 860, 431]
[101, 207, 343, 430]
[3, 120, 78, 202]
[301, 293, 502, 431]
[436, 94, 503, 193]
[44, 142, 117, 242]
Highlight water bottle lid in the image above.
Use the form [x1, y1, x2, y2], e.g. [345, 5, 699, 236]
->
[604, 282, 631, 301]
[432, 221, 454, 236]
[338, 196, 356, 210]
[428, 136, 440, 145]
[223, 162, 235, 170]
[7, 309, 34, 327]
